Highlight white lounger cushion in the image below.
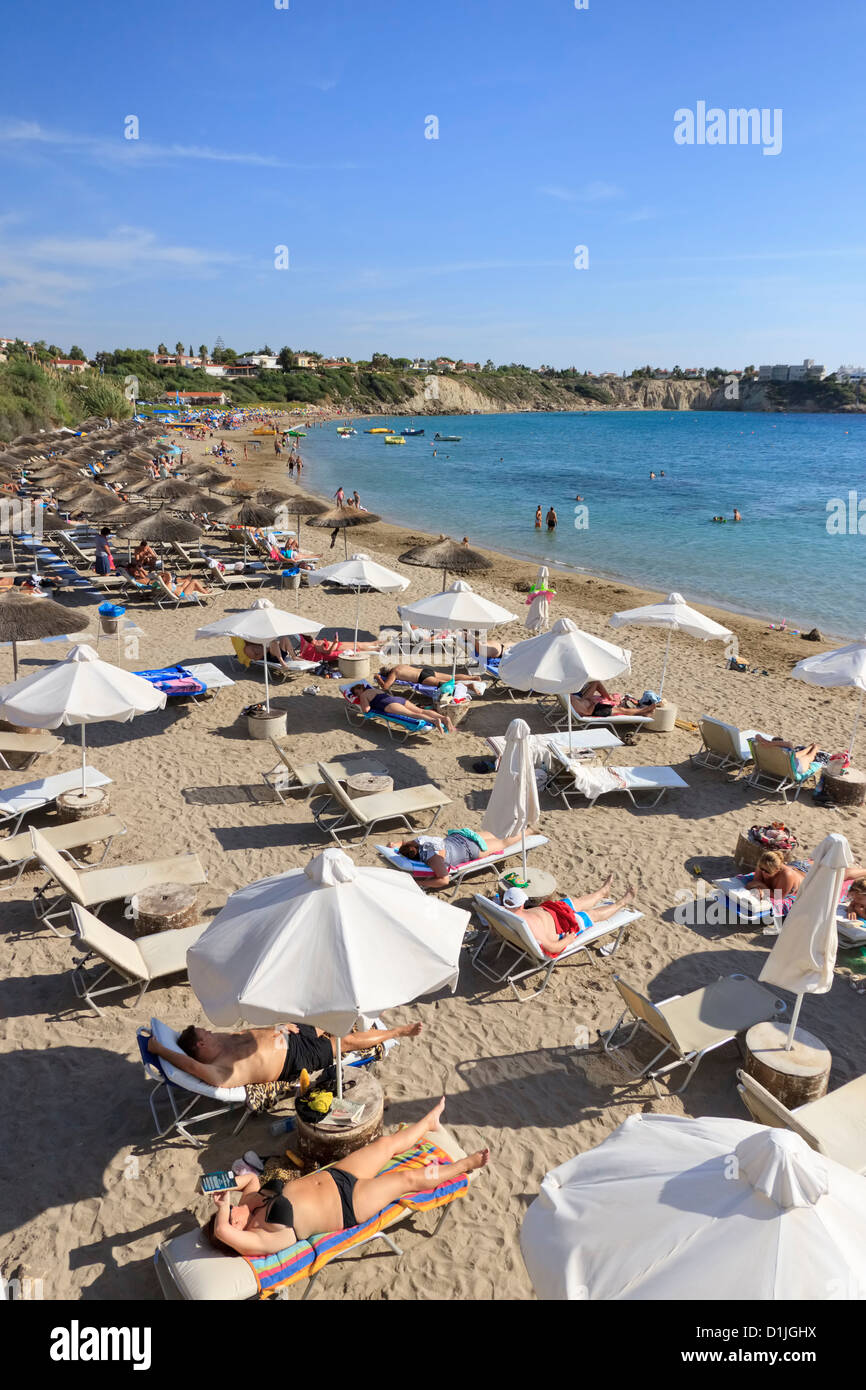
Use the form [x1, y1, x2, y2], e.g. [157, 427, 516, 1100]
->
[0, 766, 111, 818]
[149, 1016, 246, 1103]
[30, 826, 206, 906]
[712, 875, 778, 922]
[375, 834, 549, 876]
[73, 903, 207, 981]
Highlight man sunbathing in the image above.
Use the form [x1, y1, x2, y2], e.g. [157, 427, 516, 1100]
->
[500, 878, 636, 957]
[389, 829, 525, 889]
[206, 1097, 489, 1257]
[570, 681, 659, 719]
[147, 1019, 423, 1090]
[375, 664, 484, 697]
[351, 683, 455, 733]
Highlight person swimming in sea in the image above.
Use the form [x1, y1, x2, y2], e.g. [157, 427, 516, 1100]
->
[733, 507, 742, 522]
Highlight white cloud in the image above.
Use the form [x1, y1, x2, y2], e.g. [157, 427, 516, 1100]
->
[0, 119, 361, 170]
[538, 181, 625, 204]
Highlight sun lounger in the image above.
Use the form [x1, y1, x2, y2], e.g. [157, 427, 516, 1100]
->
[153, 1125, 473, 1299]
[71, 903, 208, 1016]
[0, 813, 125, 889]
[56, 534, 94, 570]
[340, 684, 437, 741]
[0, 730, 64, 771]
[736, 1069, 866, 1173]
[0, 766, 112, 836]
[310, 762, 450, 845]
[29, 825, 207, 934]
[745, 737, 823, 801]
[262, 739, 388, 803]
[692, 716, 770, 775]
[471, 893, 642, 999]
[170, 541, 210, 569]
[708, 874, 782, 929]
[230, 636, 317, 682]
[545, 692, 652, 739]
[375, 834, 549, 898]
[558, 763, 688, 808]
[134, 664, 208, 700]
[210, 566, 267, 591]
[600, 973, 786, 1095]
[138, 1018, 248, 1147]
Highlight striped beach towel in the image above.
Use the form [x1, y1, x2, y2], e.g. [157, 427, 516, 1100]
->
[248, 1140, 468, 1295]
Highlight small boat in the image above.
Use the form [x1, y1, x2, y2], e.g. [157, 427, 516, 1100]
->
[433, 433, 461, 442]
[384, 435, 405, 445]
[401, 427, 424, 436]
[366, 427, 392, 434]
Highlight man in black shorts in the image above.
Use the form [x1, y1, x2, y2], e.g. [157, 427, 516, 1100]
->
[147, 1018, 423, 1089]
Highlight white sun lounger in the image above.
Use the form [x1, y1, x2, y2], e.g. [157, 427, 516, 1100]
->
[0, 731, 64, 771]
[71, 902, 208, 1016]
[0, 814, 125, 889]
[29, 825, 207, 934]
[600, 973, 786, 1095]
[152, 573, 209, 608]
[561, 764, 688, 808]
[0, 766, 112, 836]
[692, 716, 770, 775]
[737, 1069, 866, 1173]
[471, 894, 643, 1000]
[210, 566, 267, 591]
[263, 740, 388, 803]
[745, 737, 822, 801]
[545, 692, 653, 737]
[375, 834, 549, 898]
[310, 762, 451, 845]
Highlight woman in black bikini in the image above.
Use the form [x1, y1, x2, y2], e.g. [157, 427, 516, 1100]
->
[207, 1098, 489, 1255]
[351, 683, 455, 733]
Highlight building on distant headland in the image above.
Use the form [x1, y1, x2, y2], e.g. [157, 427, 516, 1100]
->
[237, 354, 280, 370]
[51, 358, 89, 372]
[836, 364, 866, 382]
[294, 355, 314, 368]
[758, 359, 826, 383]
[149, 353, 205, 368]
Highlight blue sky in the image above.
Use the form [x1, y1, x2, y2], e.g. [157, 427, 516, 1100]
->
[2, 0, 864, 369]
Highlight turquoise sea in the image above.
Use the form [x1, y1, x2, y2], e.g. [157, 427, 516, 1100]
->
[298, 411, 866, 638]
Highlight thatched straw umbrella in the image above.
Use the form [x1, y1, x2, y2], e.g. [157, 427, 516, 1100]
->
[256, 488, 294, 508]
[398, 534, 493, 590]
[0, 591, 90, 679]
[115, 508, 202, 545]
[139, 479, 203, 503]
[307, 505, 381, 559]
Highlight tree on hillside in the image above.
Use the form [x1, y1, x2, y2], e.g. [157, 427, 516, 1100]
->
[278, 346, 297, 371]
[261, 344, 273, 355]
[483, 359, 495, 372]
[198, 344, 208, 362]
[68, 346, 86, 361]
[174, 341, 184, 355]
[157, 343, 167, 355]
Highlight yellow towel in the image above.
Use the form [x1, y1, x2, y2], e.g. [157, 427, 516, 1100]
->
[231, 635, 251, 668]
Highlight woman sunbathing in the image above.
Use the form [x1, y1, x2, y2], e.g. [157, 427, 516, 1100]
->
[570, 681, 659, 719]
[389, 829, 524, 889]
[473, 638, 512, 663]
[351, 684, 455, 733]
[500, 877, 636, 958]
[299, 634, 384, 664]
[753, 736, 826, 776]
[376, 664, 456, 691]
[206, 1098, 489, 1256]
[160, 571, 212, 598]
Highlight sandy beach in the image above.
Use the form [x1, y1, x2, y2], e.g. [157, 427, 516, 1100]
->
[1, 420, 864, 1302]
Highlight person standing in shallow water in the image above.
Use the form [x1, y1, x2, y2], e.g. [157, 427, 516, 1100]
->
[535, 506, 542, 529]
[546, 507, 557, 532]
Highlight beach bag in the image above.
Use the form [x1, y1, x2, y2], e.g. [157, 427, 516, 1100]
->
[748, 823, 798, 853]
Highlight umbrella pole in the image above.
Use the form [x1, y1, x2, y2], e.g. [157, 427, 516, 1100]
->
[521, 827, 527, 879]
[354, 587, 361, 651]
[567, 693, 573, 750]
[786, 994, 803, 1050]
[849, 688, 864, 759]
[80, 722, 87, 794]
[659, 628, 673, 700]
[263, 652, 270, 714]
[343, 528, 348, 560]
[336, 1035, 343, 1099]
[12, 640, 18, 681]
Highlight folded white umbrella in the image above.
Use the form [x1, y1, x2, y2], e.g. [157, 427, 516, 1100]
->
[525, 565, 552, 635]
[195, 597, 321, 712]
[760, 832, 853, 1046]
[482, 718, 540, 878]
[187, 847, 470, 1094]
[499, 617, 631, 747]
[0, 643, 165, 792]
[521, 1112, 866, 1300]
[791, 636, 866, 757]
[305, 553, 408, 650]
[608, 591, 731, 698]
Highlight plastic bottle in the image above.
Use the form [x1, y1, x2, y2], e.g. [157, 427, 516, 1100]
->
[269, 1115, 296, 1136]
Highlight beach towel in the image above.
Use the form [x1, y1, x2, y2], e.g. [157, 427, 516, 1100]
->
[247, 1138, 469, 1295]
[569, 764, 629, 799]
